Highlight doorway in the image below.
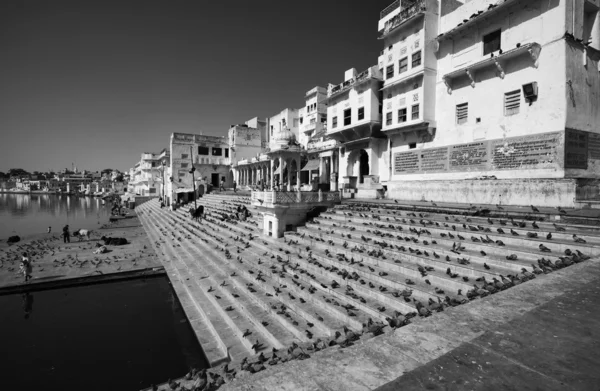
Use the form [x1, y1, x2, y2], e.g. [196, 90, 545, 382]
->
[359, 149, 369, 184]
[211, 173, 219, 187]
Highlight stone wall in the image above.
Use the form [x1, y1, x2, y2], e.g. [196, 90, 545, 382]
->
[386, 178, 577, 207]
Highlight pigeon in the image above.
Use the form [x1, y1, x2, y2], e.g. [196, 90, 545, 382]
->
[531, 205, 540, 213]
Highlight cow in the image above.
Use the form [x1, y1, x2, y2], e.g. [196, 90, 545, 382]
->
[189, 205, 204, 222]
[72, 229, 91, 241]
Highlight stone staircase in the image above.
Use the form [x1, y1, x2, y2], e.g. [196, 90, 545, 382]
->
[136, 193, 600, 390]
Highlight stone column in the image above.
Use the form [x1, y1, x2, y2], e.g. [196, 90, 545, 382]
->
[286, 159, 292, 192]
[270, 159, 275, 190]
[296, 157, 301, 189]
[330, 152, 338, 191]
[319, 156, 325, 184]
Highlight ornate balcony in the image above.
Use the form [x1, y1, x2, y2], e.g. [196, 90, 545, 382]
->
[379, 0, 426, 39]
[380, 0, 400, 19]
[327, 68, 380, 99]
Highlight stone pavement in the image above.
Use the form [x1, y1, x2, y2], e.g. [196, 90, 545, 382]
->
[0, 210, 162, 293]
[219, 257, 600, 391]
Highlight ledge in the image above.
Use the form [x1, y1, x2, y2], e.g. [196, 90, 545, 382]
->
[442, 42, 541, 94]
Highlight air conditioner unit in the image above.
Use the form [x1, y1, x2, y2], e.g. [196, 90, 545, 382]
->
[522, 82, 538, 103]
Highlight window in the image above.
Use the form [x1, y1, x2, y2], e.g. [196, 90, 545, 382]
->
[386, 112, 393, 126]
[483, 29, 501, 55]
[398, 108, 407, 123]
[386, 65, 394, 79]
[151, 162, 156, 167]
[332, 116, 338, 128]
[504, 90, 521, 116]
[212, 147, 222, 156]
[225, 149, 229, 158]
[181, 154, 188, 159]
[181, 163, 189, 168]
[198, 146, 209, 155]
[300, 117, 303, 124]
[358, 107, 364, 120]
[456, 103, 468, 124]
[411, 104, 420, 120]
[409, 143, 416, 149]
[399, 57, 408, 73]
[320, 114, 327, 123]
[411, 51, 421, 68]
[293, 118, 299, 127]
[310, 117, 316, 125]
[344, 109, 351, 126]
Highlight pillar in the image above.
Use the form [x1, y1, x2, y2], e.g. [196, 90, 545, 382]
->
[319, 156, 326, 184]
[296, 158, 301, 189]
[270, 159, 275, 190]
[286, 159, 292, 192]
[330, 152, 338, 191]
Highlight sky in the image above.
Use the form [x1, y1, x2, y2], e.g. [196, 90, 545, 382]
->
[0, 0, 393, 173]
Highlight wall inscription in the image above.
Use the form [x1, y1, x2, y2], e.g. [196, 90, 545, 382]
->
[394, 131, 562, 175]
[586, 133, 600, 161]
[564, 129, 588, 169]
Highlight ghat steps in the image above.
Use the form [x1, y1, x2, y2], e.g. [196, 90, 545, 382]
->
[137, 193, 599, 387]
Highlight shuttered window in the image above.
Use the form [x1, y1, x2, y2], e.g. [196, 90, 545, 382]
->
[456, 103, 468, 124]
[504, 90, 521, 116]
[411, 104, 420, 120]
[398, 108, 407, 123]
[386, 112, 393, 126]
[399, 57, 408, 73]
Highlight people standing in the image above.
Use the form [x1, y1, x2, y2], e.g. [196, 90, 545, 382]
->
[47, 226, 51, 234]
[233, 180, 237, 193]
[20, 252, 32, 282]
[62, 225, 70, 243]
[220, 178, 226, 192]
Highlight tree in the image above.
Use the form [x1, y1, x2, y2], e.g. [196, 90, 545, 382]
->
[8, 168, 30, 177]
[0, 172, 6, 179]
[114, 173, 124, 182]
[101, 168, 114, 175]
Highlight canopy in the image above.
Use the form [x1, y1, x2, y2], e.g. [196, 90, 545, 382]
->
[301, 159, 320, 172]
[175, 188, 194, 193]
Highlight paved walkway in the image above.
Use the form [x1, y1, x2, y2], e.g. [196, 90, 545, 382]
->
[0, 210, 162, 293]
[219, 257, 600, 391]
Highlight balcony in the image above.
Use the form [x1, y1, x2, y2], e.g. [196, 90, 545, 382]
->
[442, 42, 541, 93]
[307, 138, 339, 153]
[380, 0, 400, 19]
[327, 67, 381, 99]
[379, 0, 426, 39]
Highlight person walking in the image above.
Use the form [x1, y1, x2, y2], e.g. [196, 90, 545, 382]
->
[233, 180, 237, 193]
[220, 178, 226, 192]
[62, 225, 70, 243]
[20, 252, 32, 282]
[47, 226, 51, 234]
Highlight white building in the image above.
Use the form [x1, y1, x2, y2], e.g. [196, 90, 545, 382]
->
[325, 66, 384, 195]
[385, 0, 600, 206]
[128, 152, 166, 197]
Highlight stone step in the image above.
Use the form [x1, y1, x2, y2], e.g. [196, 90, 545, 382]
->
[146, 206, 297, 351]
[323, 210, 600, 257]
[289, 229, 475, 299]
[332, 204, 600, 238]
[136, 202, 235, 364]
[140, 206, 260, 360]
[163, 206, 350, 338]
[167, 207, 363, 333]
[178, 209, 395, 325]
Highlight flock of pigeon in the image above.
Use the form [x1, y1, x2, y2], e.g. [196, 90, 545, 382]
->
[140, 196, 596, 391]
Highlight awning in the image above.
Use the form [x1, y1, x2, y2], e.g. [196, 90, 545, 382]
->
[175, 188, 194, 193]
[301, 159, 320, 172]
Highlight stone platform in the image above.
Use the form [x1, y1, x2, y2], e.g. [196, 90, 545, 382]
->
[0, 211, 162, 294]
[136, 193, 600, 391]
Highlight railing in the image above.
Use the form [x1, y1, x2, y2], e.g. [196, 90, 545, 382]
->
[381, 0, 426, 37]
[380, 0, 400, 19]
[252, 190, 340, 205]
[328, 68, 376, 98]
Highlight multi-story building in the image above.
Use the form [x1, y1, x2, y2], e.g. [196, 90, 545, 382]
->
[128, 152, 163, 196]
[387, 0, 600, 206]
[379, 0, 439, 184]
[298, 86, 328, 146]
[168, 133, 230, 204]
[325, 66, 384, 194]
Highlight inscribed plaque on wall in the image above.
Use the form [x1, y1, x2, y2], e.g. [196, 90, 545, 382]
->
[394, 151, 420, 174]
[490, 132, 561, 171]
[586, 133, 600, 160]
[449, 142, 488, 172]
[564, 129, 588, 169]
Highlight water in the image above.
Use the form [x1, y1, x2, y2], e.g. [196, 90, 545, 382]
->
[0, 276, 209, 391]
[0, 194, 113, 238]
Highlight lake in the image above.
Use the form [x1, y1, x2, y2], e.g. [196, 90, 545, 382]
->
[0, 194, 113, 239]
[0, 276, 209, 391]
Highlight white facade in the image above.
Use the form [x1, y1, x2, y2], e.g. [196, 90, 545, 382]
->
[298, 86, 328, 147]
[267, 108, 300, 150]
